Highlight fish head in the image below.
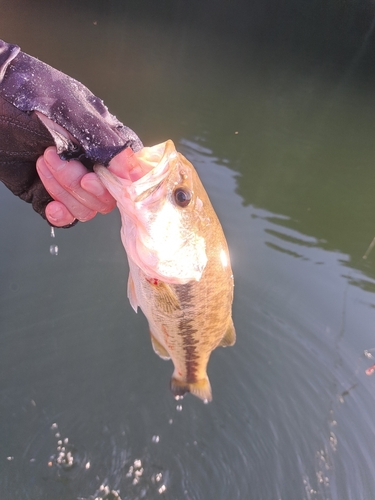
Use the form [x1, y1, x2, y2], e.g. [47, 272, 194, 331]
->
[95, 140, 209, 284]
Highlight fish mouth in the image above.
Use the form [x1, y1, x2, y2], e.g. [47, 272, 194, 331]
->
[129, 140, 178, 201]
[94, 140, 177, 202]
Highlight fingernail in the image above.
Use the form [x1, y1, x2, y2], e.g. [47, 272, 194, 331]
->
[46, 204, 64, 222]
[45, 149, 66, 171]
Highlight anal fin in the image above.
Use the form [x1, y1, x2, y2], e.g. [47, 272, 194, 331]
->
[219, 319, 236, 347]
[150, 332, 170, 360]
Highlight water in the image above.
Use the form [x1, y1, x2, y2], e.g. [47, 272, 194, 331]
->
[2, 1, 375, 499]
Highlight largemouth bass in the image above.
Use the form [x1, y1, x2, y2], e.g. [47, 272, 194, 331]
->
[95, 140, 235, 401]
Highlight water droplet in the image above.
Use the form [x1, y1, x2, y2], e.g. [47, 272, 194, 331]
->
[176, 405, 182, 412]
[50, 245, 59, 256]
[85, 461, 91, 469]
[50, 227, 55, 238]
[134, 459, 142, 468]
[152, 435, 160, 443]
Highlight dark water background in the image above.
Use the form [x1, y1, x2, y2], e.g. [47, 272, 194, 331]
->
[2, 1, 375, 498]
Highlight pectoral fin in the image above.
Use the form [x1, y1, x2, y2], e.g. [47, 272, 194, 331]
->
[147, 279, 180, 314]
[219, 319, 236, 347]
[150, 332, 170, 360]
[127, 272, 138, 312]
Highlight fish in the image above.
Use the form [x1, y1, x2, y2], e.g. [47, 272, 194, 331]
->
[94, 140, 235, 401]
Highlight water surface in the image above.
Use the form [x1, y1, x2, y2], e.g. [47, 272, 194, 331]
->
[2, 1, 375, 499]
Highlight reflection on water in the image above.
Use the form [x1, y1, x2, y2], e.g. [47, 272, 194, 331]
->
[2, 1, 375, 499]
[185, 140, 375, 500]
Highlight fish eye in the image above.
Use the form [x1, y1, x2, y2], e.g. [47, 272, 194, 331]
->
[173, 187, 191, 207]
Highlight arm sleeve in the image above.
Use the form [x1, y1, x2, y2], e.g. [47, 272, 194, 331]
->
[0, 39, 143, 222]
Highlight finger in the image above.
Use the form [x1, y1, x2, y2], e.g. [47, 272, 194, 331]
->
[80, 172, 116, 213]
[42, 147, 113, 213]
[107, 147, 145, 181]
[36, 153, 97, 222]
[45, 201, 77, 227]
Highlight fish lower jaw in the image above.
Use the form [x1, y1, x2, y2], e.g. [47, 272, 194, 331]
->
[170, 374, 212, 403]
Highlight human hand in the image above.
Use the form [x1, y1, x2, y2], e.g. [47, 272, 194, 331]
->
[36, 147, 117, 227]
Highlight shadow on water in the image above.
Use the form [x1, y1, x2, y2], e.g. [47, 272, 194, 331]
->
[2, 1, 375, 499]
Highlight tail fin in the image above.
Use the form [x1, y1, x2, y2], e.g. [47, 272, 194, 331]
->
[170, 376, 212, 402]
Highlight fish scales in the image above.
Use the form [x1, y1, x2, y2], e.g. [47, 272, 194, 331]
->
[95, 140, 235, 401]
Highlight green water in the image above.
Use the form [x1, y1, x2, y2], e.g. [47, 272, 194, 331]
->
[2, 1, 375, 499]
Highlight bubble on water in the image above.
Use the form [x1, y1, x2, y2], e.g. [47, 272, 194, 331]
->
[124, 456, 169, 498]
[94, 485, 122, 499]
[50, 245, 59, 256]
[154, 473, 162, 483]
[134, 468, 144, 478]
[56, 449, 74, 468]
[158, 484, 166, 494]
[85, 461, 91, 469]
[51, 423, 58, 430]
[168, 419, 173, 424]
[174, 395, 184, 401]
[6, 456, 14, 461]
[365, 364, 375, 376]
[152, 435, 160, 443]
[176, 405, 182, 412]
[329, 432, 337, 451]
